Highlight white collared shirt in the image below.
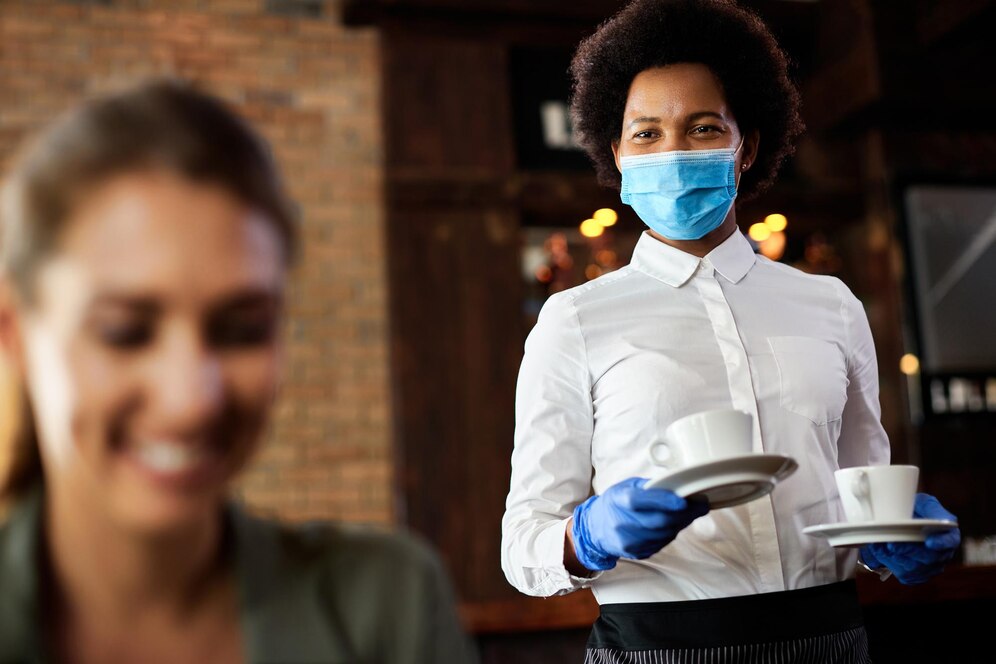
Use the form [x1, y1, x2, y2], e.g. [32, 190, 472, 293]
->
[501, 229, 890, 603]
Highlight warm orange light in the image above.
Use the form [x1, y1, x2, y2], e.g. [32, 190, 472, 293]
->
[764, 213, 788, 232]
[580, 218, 604, 238]
[758, 231, 786, 261]
[535, 265, 552, 283]
[899, 354, 920, 375]
[748, 222, 772, 242]
[585, 264, 602, 280]
[595, 249, 618, 265]
[593, 208, 618, 226]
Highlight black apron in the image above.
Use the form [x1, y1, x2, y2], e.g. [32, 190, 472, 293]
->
[585, 580, 870, 663]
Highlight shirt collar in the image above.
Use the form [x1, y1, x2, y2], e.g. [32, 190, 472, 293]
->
[707, 228, 757, 284]
[630, 229, 757, 287]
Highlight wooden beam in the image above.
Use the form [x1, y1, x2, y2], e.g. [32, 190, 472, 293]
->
[802, 25, 881, 132]
[343, 0, 622, 26]
[381, 32, 529, 606]
[461, 592, 599, 634]
[911, 0, 995, 46]
[341, 0, 381, 25]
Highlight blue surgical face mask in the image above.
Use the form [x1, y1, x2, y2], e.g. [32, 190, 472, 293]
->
[620, 138, 743, 240]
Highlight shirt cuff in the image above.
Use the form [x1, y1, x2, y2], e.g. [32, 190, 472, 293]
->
[531, 517, 603, 595]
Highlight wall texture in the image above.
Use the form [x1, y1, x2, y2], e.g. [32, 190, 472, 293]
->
[0, 0, 392, 524]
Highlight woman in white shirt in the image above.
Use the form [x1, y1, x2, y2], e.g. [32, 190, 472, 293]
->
[500, 1, 960, 661]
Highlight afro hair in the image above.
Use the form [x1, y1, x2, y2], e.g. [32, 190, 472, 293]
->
[570, 0, 804, 203]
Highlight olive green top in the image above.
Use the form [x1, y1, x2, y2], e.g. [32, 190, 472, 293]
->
[0, 488, 478, 663]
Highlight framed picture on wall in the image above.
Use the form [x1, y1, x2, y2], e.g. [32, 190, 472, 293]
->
[899, 182, 996, 419]
[508, 45, 591, 171]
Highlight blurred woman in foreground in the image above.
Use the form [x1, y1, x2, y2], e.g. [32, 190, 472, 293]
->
[0, 81, 475, 664]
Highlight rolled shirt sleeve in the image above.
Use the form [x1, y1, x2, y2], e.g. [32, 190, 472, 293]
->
[501, 292, 602, 596]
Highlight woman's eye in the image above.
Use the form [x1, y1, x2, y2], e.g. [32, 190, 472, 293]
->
[633, 130, 657, 139]
[98, 323, 153, 349]
[207, 315, 277, 349]
[691, 125, 722, 135]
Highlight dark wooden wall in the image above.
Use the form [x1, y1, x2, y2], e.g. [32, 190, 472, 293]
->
[359, 4, 612, 629]
[380, 31, 522, 605]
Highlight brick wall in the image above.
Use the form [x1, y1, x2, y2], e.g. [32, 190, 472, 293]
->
[0, 1, 393, 524]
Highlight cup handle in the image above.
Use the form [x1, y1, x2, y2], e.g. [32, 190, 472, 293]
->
[851, 470, 873, 521]
[649, 439, 674, 470]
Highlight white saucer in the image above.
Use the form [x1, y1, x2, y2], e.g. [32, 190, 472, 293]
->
[643, 454, 798, 509]
[803, 519, 959, 548]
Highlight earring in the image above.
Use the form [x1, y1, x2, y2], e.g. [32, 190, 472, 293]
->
[742, 163, 749, 171]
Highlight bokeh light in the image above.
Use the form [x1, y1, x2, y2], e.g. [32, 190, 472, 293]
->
[593, 208, 618, 226]
[899, 353, 920, 375]
[748, 222, 772, 242]
[580, 218, 604, 238]
[764, 213, 788, 232]
[758, 231, 786, 261]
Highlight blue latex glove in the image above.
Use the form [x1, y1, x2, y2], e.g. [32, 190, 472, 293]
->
[571, 477, 709, 571]
[859, 493, 960, 585]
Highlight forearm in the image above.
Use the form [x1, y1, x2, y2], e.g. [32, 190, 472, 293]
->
[564, 517, 594, 578]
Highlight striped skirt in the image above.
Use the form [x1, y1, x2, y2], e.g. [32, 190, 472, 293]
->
[585, 581, 871, 664]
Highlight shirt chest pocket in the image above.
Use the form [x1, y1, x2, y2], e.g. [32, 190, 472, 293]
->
[768, 336, 849, 426]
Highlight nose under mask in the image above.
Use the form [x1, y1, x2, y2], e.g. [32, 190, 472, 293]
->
[620, 138, 743, 241]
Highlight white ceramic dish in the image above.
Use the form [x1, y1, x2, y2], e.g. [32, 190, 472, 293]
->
[802, 519, 959, 548]
[643, 454, 798, 509]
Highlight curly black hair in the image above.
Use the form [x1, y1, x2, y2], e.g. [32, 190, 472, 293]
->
[570, 0, 804, 203]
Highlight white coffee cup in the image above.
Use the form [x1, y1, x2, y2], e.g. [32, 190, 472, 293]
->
[648, 409, 754, 471]
[835, 465, 919, 523]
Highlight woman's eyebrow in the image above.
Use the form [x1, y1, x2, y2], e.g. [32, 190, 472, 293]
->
[211, 288, 283, 312]
[85, 289, 282, 315]
[627, 115, 662, 127]
[685, 111, 726, 123]
[627, 111, 726, 128]
[87, 294, 160, 316]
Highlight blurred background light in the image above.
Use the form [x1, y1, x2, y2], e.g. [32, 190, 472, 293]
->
[748, 222, 772, 242]
[593, 208, 618, 226]
[580, 218, 604, 238]
[900, 353, 921, 375]
[764, 213, 788, 232]
[758, 230, 786, 261]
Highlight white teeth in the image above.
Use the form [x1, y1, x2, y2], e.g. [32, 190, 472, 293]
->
[134, 441, 206, 473]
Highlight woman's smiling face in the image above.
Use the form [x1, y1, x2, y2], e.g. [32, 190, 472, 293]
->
[14, 169, 286, 533]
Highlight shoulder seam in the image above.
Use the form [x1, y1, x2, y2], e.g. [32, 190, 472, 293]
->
[833, 278, 854, 376]
[558, 265, 638, 306]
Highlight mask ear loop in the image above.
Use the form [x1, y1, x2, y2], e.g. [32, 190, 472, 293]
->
[733, 134, 748, 189]
[734, 134, 746, 155]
